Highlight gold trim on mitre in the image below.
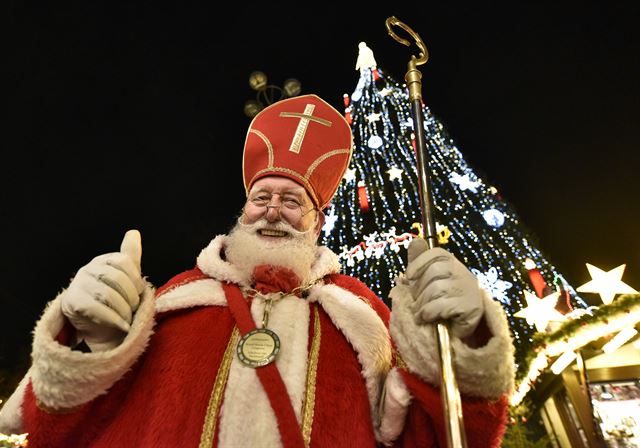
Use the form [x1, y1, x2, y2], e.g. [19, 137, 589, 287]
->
[242, 94, 354, 208]
[249, 167, 320, 207]
[305, 148, 351, 179]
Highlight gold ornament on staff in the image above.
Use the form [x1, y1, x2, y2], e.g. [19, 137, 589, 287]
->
[385, 16, 468, 448]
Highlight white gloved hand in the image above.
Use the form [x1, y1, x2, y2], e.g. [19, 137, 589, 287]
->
[404, 238, 483, 339]
[61, 230, 145, 352]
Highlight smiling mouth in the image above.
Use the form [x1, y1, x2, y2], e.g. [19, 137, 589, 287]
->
[258, 229, 289, 237]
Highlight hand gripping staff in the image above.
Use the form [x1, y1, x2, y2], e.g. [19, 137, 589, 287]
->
[385, 16, 467, 448]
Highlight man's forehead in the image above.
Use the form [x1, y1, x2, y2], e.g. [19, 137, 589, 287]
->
[250, 176, 309, 197]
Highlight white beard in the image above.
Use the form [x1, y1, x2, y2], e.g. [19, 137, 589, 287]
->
[224, 217, 318, 286]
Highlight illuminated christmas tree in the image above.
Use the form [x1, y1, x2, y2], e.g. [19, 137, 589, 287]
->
[321, 43, 588, 364]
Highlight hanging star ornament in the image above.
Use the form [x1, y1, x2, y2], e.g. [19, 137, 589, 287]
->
[386, 166, 403, 180]
[322, 207, 338, 237]
[343, 167, 356, 183]
[514, 290, 565, 332]
[449, 172, 481, 193]
[576, 263, 638, 304]
[365, 112, 382, 123]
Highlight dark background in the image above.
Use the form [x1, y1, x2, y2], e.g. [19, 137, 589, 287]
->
[2, 2, 639, 382]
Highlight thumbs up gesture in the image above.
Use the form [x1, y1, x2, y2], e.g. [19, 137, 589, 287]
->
[61, 230, 146, 352]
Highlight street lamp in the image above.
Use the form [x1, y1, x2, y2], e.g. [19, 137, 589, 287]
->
[244, 70, 302, 117]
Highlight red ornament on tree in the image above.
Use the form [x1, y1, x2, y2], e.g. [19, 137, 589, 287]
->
[372, 68, 380, 81]
[343, 93, 350, 107]
[524, 258, 548, 298]
[357, 181, 370, 212]
[344, 107, 352, 125]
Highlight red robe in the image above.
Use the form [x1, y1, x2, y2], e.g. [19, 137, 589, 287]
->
[2, 236, 512, 447]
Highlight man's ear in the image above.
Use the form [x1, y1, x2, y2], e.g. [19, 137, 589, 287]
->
[314, 211, 326, 237]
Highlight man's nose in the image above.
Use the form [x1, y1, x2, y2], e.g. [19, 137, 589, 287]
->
[264, 204, 281, 222]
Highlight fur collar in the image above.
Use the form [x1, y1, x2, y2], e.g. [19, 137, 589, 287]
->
[195, 234, 341, 287]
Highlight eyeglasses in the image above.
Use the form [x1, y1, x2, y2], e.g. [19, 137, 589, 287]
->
[244, 192, 317, 225]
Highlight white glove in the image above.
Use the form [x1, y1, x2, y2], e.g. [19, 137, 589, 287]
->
[404, 238, 483, 339]
[61, 230, 145, 352]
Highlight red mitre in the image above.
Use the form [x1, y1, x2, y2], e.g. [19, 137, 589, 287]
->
[242, 94, 353, 210]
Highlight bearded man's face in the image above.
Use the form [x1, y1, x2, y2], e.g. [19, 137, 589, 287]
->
[225, 176, 324, 285]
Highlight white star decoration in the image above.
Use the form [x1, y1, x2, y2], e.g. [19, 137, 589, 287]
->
[514, 290, 565, 332]
[576, 263, 638, 304]
[386, 167, 403, 180]
[343, 168, 356, 183]
[322, 207, 338, 236]
[366, 112, 382, 122]
[449, 172, 481, 193]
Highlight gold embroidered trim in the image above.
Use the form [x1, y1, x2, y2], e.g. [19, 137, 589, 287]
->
[284, 104, 316, 154]
[304, 149, 351, 179]
[249, 129, 274, 167]
[156, 276, 206, 298]
[394, 350, 407, 370]
[301, 306, 321, 447]
[199, 326, 239, 448]
[279, 109, 332, 127]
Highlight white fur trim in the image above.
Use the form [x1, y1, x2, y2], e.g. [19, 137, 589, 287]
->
[197, 235, 252, 286]
[0, 369, 31, 434]
[196, 235, 341, 289]
[390, 285, 515, 400]
[309, 284, 392, 432]
[309, 246, 342, 281]
[30, 283, 156, 410]
[218, 295, 310, 447]
[378, 367, 412, 446]
[155, 279, 227, 313]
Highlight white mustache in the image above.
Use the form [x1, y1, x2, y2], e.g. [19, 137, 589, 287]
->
[238, 216, 316, 238]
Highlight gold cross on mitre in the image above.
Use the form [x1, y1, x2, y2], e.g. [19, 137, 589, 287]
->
[280, 104, 332, 154]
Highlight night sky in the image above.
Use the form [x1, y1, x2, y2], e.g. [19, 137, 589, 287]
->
[2, 3, 639, 376]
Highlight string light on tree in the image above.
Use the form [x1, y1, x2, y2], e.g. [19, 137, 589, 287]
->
[321, 42, 587, 368]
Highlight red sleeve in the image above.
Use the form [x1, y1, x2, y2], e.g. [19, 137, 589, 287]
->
[393, 369, 508, 448]
[326, 274, 508, 447]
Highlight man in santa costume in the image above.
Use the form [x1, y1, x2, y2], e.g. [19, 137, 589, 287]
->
[0, 94, 515, 447]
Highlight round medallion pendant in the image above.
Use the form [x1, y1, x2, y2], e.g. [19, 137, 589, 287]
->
[237, 328, 281, 368]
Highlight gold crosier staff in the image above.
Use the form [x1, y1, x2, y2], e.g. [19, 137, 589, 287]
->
[385, 17, 467, 448]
